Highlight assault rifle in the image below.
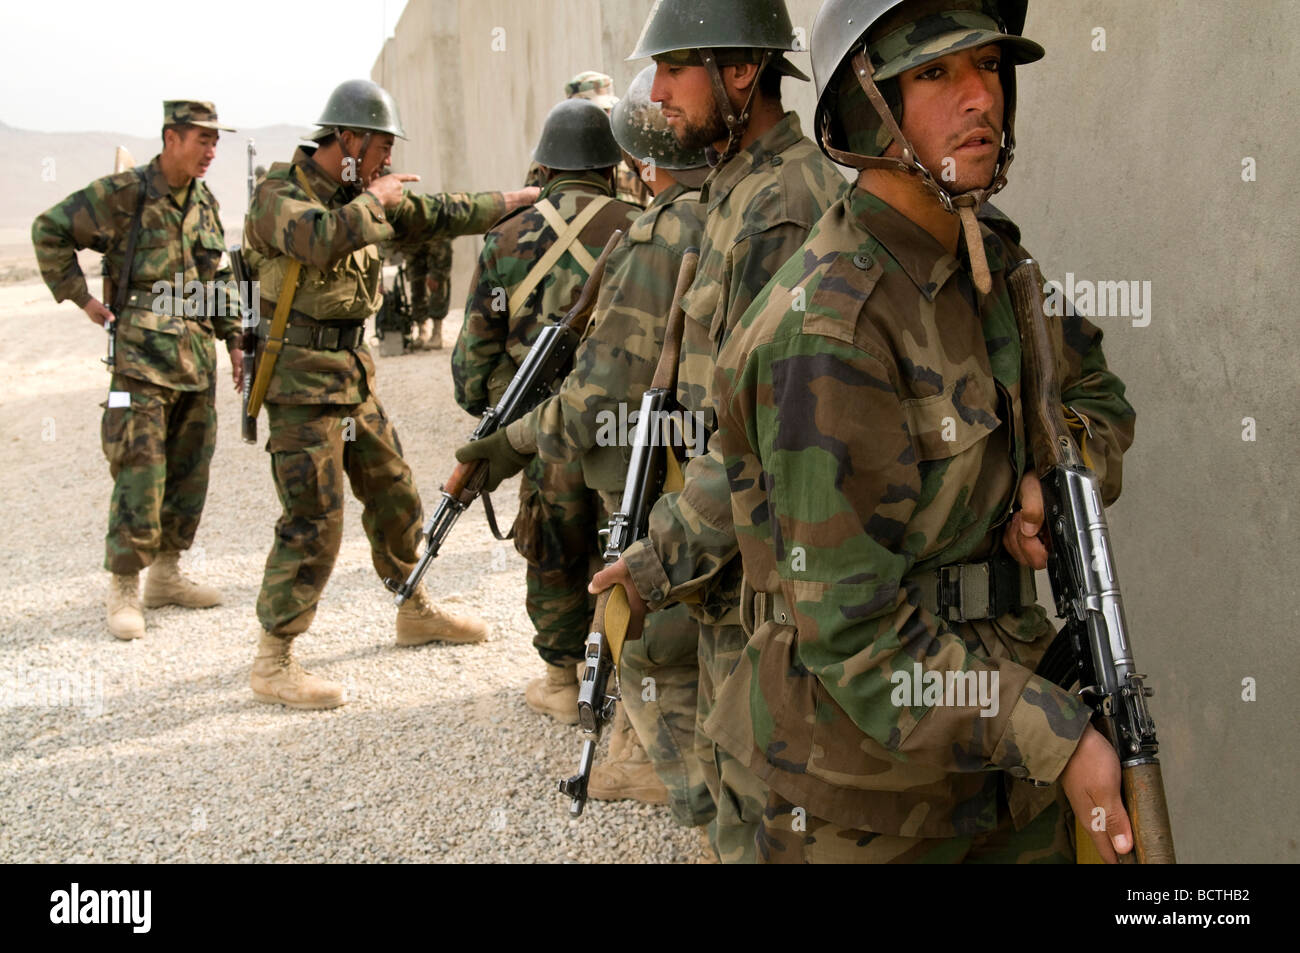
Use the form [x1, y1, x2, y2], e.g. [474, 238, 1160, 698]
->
[384, 229, 625, 606]
[1007, 258, 1176, 864]
[559, 248, 698, 817]
[228, 245, 259, 443]
[376, 262, 413, 351]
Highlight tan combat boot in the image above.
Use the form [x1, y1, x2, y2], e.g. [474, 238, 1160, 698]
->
[395, 584, 487, 646]
[427, 319, 443, 351]
[524, 659, 581, 724]
[587, 704, 669, 805]
[106, 572, 146, 641]
[250, 629, 346, 710]
[143, 551, 222, 609]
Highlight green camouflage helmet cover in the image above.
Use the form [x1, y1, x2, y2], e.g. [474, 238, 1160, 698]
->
[533, 99, 623, 171]
[611, 65, 708, 172]
[813, 0, 1041, 161]
[308, 79, 407, 140]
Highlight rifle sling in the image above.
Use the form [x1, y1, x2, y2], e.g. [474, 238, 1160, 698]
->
[111, 169, 150, 321]
[506, 196, 611, 316]
[480, 490, 514, 541]
[246, 165, 317, 416]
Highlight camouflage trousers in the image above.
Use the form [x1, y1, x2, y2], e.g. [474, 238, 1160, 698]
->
[100, 374, 216, 574]
[256, 395, 421, 636]
[407, 238, 453, 322]
[514, 453, 600, 664]
[756, 786, 1075, 864]
[596, 491, 714, 829]
[698, 618, 770, 862]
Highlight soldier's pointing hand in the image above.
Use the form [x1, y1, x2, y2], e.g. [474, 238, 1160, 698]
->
[366, 172, 421, 211]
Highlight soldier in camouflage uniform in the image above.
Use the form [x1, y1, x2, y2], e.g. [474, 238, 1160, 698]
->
[707, 0, 1139, 863]
[524, 71, 648, 208]
[458, 65, 713, 820]
[404, 237, 453, 350]
[243, 79, 538, 710]
[32, 100, 241, 641]
[589, 0, 849, 862]
[451, 99, 641, 725]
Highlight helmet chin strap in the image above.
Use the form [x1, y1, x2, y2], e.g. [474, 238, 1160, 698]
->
[699, 49, 772, 163]
[822, 49, 1018, 294]
[337, 127, 374, 196]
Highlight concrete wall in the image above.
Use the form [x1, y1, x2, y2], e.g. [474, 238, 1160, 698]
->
[377, 0, 1300, 862]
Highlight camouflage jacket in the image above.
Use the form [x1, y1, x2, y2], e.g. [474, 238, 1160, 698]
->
[621, 112, 849, 621]
[244, 146, 507, 405]
[31, 155, 238, 391]
[504, 182, 706, 493]
[706, 187, 1137, 837]
[452, 173, 641, 416]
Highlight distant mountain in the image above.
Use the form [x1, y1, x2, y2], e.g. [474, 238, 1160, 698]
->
[0, 123, 312, 234]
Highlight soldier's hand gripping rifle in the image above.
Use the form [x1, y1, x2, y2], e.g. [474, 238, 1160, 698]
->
[1007, 258, 1176, 864]
[383, 229, 625, 606]
[558, 248, 699, 817]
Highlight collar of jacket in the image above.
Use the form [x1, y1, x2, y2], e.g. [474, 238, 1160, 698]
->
[647, 180, 691, 210]
[699, 111, 806, 212]
[850, 186, 1008, 302]
[142, 154, 210, 209]
[539, 171, 615, 200]
[290, 145, 351, 206]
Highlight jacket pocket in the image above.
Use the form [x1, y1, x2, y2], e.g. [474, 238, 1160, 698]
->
[899, 372, 1001, 461]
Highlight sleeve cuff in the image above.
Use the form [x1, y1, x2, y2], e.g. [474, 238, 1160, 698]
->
[622, 538, 673, 610]
[990, 674, 1092, 785]
[505, 418, 537, 455]
[70, 287, 92, 309]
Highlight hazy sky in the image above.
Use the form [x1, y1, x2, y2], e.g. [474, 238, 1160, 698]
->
[2, 0, 410, 136]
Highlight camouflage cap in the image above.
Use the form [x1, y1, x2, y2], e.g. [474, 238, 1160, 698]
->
[163, 100, 235, 131]
[867, 0, 1043, 81]
[565, 70, 619, 111]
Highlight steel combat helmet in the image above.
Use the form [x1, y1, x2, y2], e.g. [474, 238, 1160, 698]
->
[533, 99, 623, 172]
[310, 79, 407, 140]
[611, 65, 709, 172]
[811, 0, 1043, 291]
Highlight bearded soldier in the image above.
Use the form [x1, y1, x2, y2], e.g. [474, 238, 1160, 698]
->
[451, 99, 641, 727]
[32, 101, 241, 641]
[589, 0, 849, 861]
[709, 0, 1138, 863]
[455, 66, 713, 819]
[243, 80, 538, 710]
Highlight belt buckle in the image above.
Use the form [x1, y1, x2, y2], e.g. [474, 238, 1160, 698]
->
[320, 326, 341, 349]
[939, 562, 991, 622]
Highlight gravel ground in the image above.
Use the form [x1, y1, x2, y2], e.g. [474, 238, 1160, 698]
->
[0, 280, 711, 863]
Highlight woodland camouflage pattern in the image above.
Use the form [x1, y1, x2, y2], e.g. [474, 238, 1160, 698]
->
[454, 172, 640, 663]
[32, 155, 241, 390]
[866, 0, 1043, 82]
[616, 111, 848, 862]
[708, 188, 1136, 843]
[504, 182, 713, 825]
[453, 172, 640, 414]
[404, 237, 454, 321]
[245, 145, 506, 406]
[33, 153, 236, 573]
[246, 146, 507, 635]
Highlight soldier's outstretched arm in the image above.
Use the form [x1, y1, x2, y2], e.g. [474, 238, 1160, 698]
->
[390, 186, 538, 244]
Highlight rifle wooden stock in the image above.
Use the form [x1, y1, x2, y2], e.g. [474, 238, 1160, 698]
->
[442, 458, 486, 502]
[1124, 761, 1177, 865]
[649, 249, 699, 392]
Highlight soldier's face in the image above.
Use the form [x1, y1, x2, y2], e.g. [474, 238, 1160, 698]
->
[651, 61, 728, 151]
[891, 43, 1006, 193]
[340, 131, 396, 184]
[166, 128, 219, 179]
